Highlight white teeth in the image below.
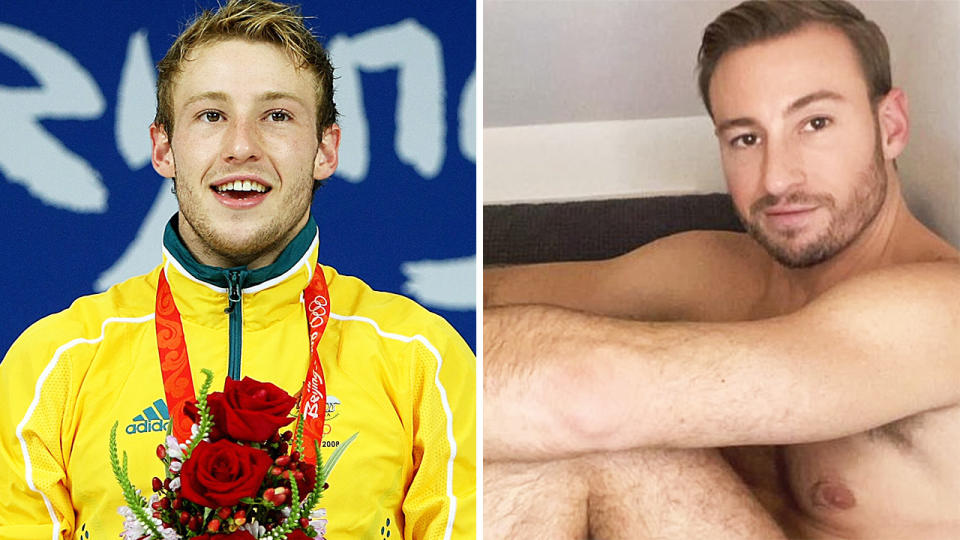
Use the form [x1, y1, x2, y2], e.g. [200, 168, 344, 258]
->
[215, 180, 268, 193]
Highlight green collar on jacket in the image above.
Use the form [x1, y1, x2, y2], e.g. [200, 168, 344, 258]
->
[162, 214, 317, 290]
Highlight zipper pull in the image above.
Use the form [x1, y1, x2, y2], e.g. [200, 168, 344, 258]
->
[225, 270, 242, 313]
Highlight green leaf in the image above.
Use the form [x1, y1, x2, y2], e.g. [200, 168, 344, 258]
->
[301, 433, 358, 513]
[300, 440, 325, 512]
[109, 422, 164, 539]
[322, 432, 358, 480]
[186, 369, 217, 458]
[288, 466, 301, 522]
[294, 406, 306, 456]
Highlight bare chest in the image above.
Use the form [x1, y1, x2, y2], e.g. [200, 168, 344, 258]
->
[734, 406, 960, 539]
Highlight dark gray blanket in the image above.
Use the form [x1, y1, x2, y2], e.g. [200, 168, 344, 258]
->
[484, 193, 745, 266]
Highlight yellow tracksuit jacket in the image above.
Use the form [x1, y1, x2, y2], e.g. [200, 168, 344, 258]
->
[0, 217, 476, 540]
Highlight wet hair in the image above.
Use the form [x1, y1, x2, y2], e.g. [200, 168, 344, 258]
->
[154, 0, 337, 140]
[697, 0, 891, 116]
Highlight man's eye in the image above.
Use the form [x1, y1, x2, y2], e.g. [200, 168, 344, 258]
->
[731, 133, 759, 148]
[269, 111, 291, 122]
[202, 111, 222, 122]
[803, 117, 831, 132]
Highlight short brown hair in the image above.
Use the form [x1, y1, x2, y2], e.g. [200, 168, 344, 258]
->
[697, 0, 891, 117]
[154, 0, 337, 139]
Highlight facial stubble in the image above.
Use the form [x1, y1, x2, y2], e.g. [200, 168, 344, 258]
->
[173, 161, 316, 269]
[739, 132, 888, 269]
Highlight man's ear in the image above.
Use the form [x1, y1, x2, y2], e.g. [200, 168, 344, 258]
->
[877, 88, 909, 161]
[313, 124, 341, 181]
[150, 122, 176, 178]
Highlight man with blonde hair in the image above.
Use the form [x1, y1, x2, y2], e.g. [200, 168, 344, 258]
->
[0, 2, 475, 539]
[485, 1, 959, 538]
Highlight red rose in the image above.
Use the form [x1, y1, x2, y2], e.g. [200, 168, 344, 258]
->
[180, 439, 272, 507]
[193, 532, 256, 540]
[285, 530, 312, 540]
[208, 377, 297, 442]
[182, 399, 226, 440]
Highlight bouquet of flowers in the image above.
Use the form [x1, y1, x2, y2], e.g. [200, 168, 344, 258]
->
[110, 369, 356, 540]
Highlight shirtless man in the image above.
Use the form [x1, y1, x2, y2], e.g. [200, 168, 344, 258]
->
[484, 1, 960, 539]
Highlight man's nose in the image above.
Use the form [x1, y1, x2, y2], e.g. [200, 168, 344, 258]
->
[222, 118, 262, 163]
[760, 139, 803, 198]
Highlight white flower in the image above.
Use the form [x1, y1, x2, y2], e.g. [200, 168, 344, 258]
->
[191, 421, 211, 442]
[117, 505, 146, 540]
[240, 518, 267, 538]
[168, 477, 181, 491]
[168, 460, 182, 473]
[165, 436, 184, 460]
[309, 508, 328, 536]
[117, 505, 180, 540]
[157, 524, 180, 540]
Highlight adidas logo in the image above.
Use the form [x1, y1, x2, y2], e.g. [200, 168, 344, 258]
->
[125, 399, 170, 435]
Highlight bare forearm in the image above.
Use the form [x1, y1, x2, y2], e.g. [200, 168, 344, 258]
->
[483, 274, 960, 462]
[484, 305, 594, 459]
[483, 304, 761, 460]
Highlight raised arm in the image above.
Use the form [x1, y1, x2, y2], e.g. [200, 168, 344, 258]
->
[483, 262, 960, 461]
[484, 230, 768, 321]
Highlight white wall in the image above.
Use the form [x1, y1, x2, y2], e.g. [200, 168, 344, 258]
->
[484, 116, 723, 203]
[483, 0, 960, 247]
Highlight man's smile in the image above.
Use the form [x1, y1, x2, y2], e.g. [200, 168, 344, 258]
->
[210, 175, 272, 207]
[762, 205, 819, 231]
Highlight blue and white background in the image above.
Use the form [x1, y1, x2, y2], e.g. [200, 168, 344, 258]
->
[0, 2, 477, 356]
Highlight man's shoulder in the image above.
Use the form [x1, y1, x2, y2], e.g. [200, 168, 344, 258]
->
[653, 229, 768, 263]
[613, 229, 771, 277]
[807, 261, 960, 330]
[323, 265, 470, 352]
[615, 229, 773, 319]
[53, 264, 160, 328]
[3, 266, 161, 364]
[840, 260, 960, 294]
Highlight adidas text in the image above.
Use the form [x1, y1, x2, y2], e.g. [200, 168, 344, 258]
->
[126, 399, 171, 435]
[126, 419, 170, 434]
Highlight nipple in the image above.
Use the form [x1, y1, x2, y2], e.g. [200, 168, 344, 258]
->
[809, 480, 857, 510]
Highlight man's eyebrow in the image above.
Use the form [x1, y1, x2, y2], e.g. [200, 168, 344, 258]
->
[714, 90, 846, 134]
[715, 117, 759, 134]
[259, 91, 308, 108]
[180, 91, 309, 109]
[785, 89, 845, 115]
[182, 91, 228, 109]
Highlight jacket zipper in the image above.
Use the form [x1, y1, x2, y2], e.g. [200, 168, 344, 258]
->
[224, 269, 245, 380]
